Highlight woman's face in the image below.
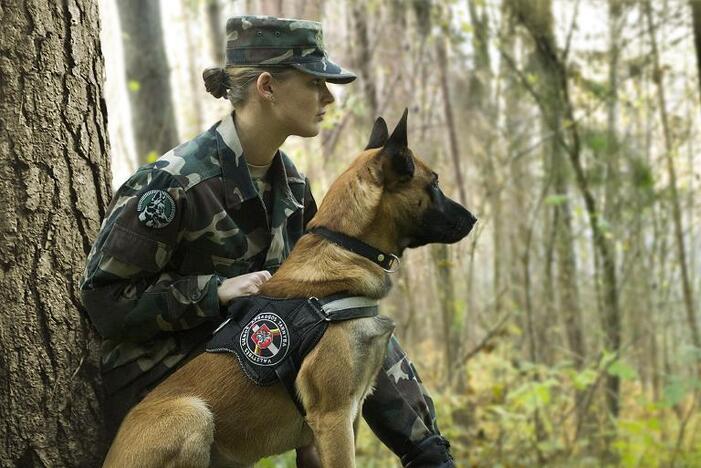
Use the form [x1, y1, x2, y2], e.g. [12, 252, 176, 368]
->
[270, 70, 335, 137]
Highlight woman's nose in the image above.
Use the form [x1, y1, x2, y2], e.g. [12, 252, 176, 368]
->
[321, 84, 335, 106]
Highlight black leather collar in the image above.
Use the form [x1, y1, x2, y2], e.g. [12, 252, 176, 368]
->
[308, 227, 400, 272]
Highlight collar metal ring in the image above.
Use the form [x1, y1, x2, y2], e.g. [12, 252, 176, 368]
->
[383, 254, 401, 273]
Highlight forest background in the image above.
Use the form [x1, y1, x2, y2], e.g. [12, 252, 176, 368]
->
[1, 0, 700, 466]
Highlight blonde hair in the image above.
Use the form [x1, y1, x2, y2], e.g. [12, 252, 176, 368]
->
[202, 66, 294, 108]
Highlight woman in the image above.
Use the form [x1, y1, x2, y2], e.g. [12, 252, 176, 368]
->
[81, 16, 453, 467]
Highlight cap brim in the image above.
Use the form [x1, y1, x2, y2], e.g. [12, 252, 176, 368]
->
[291, 58, 357, 84]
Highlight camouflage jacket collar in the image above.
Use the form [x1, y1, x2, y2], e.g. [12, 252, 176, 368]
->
[214, 112, 304, 214]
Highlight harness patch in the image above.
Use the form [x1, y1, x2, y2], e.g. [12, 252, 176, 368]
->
[205, 294, 379, 414]
[241, 312, 289, 366]
[137, 189, 176, 228]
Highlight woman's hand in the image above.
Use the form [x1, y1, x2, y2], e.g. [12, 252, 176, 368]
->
[217, 270, 272, 305]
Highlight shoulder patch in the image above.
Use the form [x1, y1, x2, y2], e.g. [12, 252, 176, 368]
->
[137, 189, 176, 229]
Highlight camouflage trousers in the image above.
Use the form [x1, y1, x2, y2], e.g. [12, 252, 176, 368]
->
[363, 335, 450, 463]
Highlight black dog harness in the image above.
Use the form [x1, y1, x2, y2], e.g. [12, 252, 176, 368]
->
[206, 294, 378, 415]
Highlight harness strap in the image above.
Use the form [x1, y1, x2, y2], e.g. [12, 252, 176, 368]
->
[275, 359, 307, 416]
[311, 295, 380, 322]
[308, 227, 400, 272]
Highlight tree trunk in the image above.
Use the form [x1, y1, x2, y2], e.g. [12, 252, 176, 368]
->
[0, 0, 112, 466]
[510, 0, 622, 424]
[117, 0, 179, 165]
[183, 0, 205, 137]
[206, 0, 226, 64]
[350, 0, 378, 123]
[690, 0, 701, 100]
[644, 0, 701, 364]
[435, 38, 468, 207]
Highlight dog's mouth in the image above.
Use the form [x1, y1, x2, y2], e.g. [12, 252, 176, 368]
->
[404, 203, 477, 249]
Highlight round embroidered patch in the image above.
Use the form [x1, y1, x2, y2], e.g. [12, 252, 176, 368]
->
[137, 189, 176, 229]
[240, 312, 290, 366]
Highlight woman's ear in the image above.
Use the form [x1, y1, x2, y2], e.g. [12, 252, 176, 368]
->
[255, 72, 275, 101]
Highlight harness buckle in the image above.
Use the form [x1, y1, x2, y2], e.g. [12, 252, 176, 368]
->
[383, 254, 401, 273]
[308, 296, 331, 321]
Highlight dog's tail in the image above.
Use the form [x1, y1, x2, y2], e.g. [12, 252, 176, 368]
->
[103, 395, 214, 468]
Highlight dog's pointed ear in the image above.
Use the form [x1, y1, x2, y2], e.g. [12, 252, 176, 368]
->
[365, 117, 389, 150]
[382, 108, 414, 179]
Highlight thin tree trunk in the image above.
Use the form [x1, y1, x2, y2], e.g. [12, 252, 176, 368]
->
[432, 4, 468, 384]
[435, 39, 468, 207]
[206, 0, 226, 64]
[510, 0, 622, 425]
[644, 0, 701, 360]
[183, 0, 205, 136]
[350, 0, 378, 123]
[690, 0, 701, 100]
[0, 0, 112, 465]
[467, 0, 505, 318]
[117, 0, 179, 165]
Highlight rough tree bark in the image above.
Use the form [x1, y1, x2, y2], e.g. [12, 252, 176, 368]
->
[0, 0, 112, 466]
[117, 0, 179, 165]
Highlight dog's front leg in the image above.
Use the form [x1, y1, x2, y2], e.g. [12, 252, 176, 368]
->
[296, 327, 358, 468]
[305, 408, 356, 468]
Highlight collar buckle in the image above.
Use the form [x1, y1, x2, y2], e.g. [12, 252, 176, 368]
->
[382, 254, 401, 273]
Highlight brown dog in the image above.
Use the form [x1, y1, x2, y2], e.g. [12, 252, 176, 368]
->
[103, 110, 476, 468]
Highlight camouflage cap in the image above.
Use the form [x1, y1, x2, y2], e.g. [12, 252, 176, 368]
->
[225, 16, 357, 84]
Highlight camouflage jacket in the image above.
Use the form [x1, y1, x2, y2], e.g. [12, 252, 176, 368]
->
[80, 113, 317, 394]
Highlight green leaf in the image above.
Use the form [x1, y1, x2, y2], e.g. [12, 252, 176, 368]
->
[545, 194, 568, 206]
[579, 77, 610, 98]
[607, 359, 638, 380]
[585, 133, 608, 152]
[146, 151, 159, 163]
[573, 369, 598, 390]
[128, 80, 141, 92]
[662, 376, 690, 407]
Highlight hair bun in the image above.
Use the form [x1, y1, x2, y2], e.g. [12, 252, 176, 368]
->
[202, 67, 230, 99]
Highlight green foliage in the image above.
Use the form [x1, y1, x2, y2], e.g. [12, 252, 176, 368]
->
[545, 194, 569, 206]
[583, 130, 609, 153]
[578, 77, 611, 99]
[254, 451, 296, 468]
[127, 80, 141, 93]
[398, 344, 701, 466]
[629, 158, 655, 190]
[607, 359, 638, 381]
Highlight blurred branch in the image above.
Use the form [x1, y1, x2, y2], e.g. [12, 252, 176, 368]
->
[561, 0, 581, 62]
[453, 313, 510, 370]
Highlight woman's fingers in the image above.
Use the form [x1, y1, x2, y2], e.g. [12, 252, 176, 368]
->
[217, 270, 273, 304]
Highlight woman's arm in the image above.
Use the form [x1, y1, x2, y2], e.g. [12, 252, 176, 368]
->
[80, 168, 222, 342]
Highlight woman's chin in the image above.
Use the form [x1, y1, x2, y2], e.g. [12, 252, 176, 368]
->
[292, 125, 320, 138]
